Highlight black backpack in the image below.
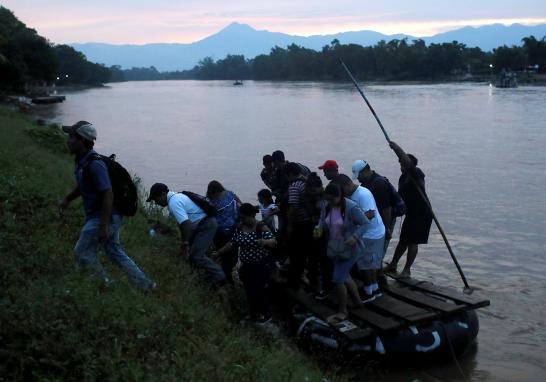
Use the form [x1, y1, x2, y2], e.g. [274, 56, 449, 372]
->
[370, 174, 406, 217]
[83, 154, 138, 216]
[387, 180, 406, 217]
[295, 162, 311, 177]
[182, 191, 217, 217]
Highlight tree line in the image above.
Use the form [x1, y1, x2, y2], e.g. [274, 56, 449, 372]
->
[0, 6, 111, 93]
[2, 3, 545, 88]
[112, 36, 546, 82]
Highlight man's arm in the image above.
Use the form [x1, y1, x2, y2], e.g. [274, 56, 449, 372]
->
[97, 189, 113, 243]
[389, 141, 412, 169]
[178, 220, 193, 257]
[59, 186, 81, 215]
[379, 207, 393, 239]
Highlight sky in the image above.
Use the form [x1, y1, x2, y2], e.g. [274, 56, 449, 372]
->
[3, 0, 546, 44]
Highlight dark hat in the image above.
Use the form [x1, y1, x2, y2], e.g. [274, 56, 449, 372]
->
[318, 159, 338, 170]
[62, 121, 96, 141]
[239, 203, 259, 216]
[146, 183, 169, 202]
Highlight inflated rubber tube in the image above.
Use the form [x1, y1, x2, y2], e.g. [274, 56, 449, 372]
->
[292, 310, 479, 362]
[371, 310, 479, 362]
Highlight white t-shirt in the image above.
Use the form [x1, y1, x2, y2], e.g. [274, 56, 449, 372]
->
[259, 202, 278, 230]
[350, 186, 385, 239]
[167, 191, 207, 227]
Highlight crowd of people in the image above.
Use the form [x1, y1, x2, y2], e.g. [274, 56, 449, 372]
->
[60, 120, 433, 326]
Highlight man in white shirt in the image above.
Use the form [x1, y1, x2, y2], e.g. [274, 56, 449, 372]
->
[333, 174, 385, 301]
[147, 183, 225, 286]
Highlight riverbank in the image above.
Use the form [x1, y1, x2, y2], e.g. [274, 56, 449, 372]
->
[0, 107, 325, 381]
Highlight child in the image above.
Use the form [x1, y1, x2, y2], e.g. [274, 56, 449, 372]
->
[257, 189, 279, 231]
[216, 203, 277, 324]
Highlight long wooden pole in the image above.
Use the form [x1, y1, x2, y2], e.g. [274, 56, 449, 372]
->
[339, 58, 473, 293]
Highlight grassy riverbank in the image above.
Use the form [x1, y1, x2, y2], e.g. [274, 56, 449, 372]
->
[0, 106, 325, 381]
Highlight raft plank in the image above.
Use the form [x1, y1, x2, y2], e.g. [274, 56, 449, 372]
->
[383, 283, 464, 314]
[325, 295, 403, 331]
[386, 274, 490, 308]
[285, 288, 373, 341]
[368, 294, 438, 323]
[350, 306, 404, 332]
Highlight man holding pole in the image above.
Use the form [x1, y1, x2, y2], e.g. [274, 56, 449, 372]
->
[383, 141, 432, 278]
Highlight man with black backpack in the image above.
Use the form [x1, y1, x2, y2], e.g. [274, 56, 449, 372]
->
[352, 160, 406, 287]
[146, 183, 225, 287]
[59, 121, 155, 291]
[352, 159, 406, 252]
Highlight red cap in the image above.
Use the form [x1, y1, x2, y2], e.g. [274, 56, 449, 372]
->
[318, 160, 338, 170]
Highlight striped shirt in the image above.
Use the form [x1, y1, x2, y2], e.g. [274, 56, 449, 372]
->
[288, 177, 310, 222]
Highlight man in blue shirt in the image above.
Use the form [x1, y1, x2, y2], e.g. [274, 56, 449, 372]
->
[59, 121, 154, 291]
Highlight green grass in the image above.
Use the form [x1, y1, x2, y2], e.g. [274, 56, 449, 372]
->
[0, 106, 326, 381]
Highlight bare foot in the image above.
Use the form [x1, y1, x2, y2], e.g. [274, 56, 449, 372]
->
[383, 263, 397, 274]
[399, 269, 411, 279]
[326, 312, 348, 324]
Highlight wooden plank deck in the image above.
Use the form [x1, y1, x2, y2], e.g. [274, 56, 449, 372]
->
[284, 273, 489, 339]
[367, 294, 438, 323]
[382, 283, 464, 314]
[285, 288, 373, 341]
[386, 273, 490, 309]
[326, 295, 404, 331]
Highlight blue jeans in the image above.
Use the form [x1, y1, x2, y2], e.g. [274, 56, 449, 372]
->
[189, 217, 225, 286]
[74, 215, 153, 290]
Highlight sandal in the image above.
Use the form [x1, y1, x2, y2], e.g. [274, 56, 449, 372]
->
[326, 313, 348, 324]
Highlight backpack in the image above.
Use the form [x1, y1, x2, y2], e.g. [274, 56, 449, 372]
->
[387, 180, 406, 217]
[295, 162, 311, 177]
[182, 191, 217, 217]
[370, 174, 406, 217]
[83, 154, 138, 217]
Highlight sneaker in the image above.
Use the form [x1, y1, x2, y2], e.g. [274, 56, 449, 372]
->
[254, 315, 272, 325]
[372, 289, 383, 298]
[361, 294, 376, 304]
[313, 290, 328, 301]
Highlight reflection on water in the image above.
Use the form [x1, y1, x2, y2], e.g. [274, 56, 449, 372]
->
[33, 81, 546, 381]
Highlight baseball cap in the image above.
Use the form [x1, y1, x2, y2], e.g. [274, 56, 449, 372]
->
[318, 160, 338, 170]
[351, 160, 368, 179]
[146, 183, 169, 202]
[62, 121, 97, 141]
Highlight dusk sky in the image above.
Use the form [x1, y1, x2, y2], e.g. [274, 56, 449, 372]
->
[3, 0, 546, 44]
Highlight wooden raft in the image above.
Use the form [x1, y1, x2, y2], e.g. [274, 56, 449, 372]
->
[285, 274, 490, 341]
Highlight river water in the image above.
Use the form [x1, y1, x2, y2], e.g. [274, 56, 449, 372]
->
[34, 81, 546, 381]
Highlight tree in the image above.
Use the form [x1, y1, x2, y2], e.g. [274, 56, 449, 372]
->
[522, 35, 546, 73]
[0, 6, 57, 91]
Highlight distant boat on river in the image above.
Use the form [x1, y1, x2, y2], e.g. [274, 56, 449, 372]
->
[494, 70, 518, 88]
[31, 95, 66, 104]
[233, 80, 243, 86]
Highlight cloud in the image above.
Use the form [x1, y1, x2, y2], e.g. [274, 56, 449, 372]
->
[2, 0, 545, 44]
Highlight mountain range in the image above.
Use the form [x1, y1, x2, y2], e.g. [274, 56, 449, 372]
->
[71, 22, 546, 72]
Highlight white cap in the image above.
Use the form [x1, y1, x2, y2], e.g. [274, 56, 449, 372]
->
[351, 159, 368, 180]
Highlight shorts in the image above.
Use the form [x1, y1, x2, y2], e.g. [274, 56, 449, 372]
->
[356, 236, 385, 271]
[331, 256, 358, 284]
[400, 215, 433, 244]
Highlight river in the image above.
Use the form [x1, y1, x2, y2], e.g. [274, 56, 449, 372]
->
[33, 80, 546, 381]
